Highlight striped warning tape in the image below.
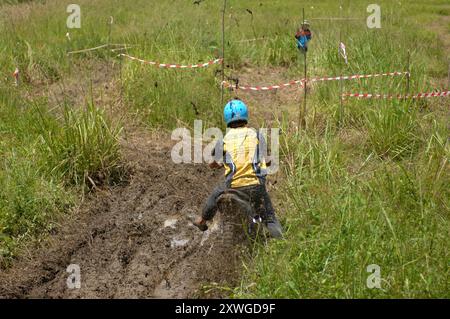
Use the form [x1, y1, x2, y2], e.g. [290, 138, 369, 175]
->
[342, 91, 450, 99]
[223, 71, 409, 91]
[310, 71, 409, 82]
[119, 53, 223, 69]
[223, 79, 305, 91]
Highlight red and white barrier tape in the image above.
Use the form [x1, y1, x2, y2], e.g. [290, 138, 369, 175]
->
[311, 71, 409, 82]
[223, 79, 305, 91]
[223, 71, 409, 91]
[342, 91, 450, 99]
[119, 53, 223, 69]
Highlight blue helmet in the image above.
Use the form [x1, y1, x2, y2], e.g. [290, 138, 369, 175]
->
[223, 99, 248, 126]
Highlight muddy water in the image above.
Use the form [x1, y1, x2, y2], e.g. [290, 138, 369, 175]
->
[0, 140, 244, 298]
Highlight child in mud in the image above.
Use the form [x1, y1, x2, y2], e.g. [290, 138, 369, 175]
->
[193, 99, 283, 239]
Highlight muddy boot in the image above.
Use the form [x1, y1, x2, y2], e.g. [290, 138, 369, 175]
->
[264, 215, 283, 239]
[193, 218, 208, 232]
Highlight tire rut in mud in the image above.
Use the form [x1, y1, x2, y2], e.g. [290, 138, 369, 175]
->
[0, 140, 245, 298]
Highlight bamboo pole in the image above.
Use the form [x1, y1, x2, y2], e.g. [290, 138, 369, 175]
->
[67, 44, 110, 55]
[299, 7, 307, 130]
[406, 50, 411, 96]
[119, 50, 123, 103]
[221, 0, 227, 106]
[108, 16, 113, 46]
[339, 30, 344, 126]
[107, 17, 114, 75]
[447, 59, 449, 89]
[66, 32, 72, 75]
[338, 3, 344, 126]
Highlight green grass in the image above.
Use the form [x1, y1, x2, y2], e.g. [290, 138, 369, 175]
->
[0, 0, 448, 297]
[364, 101, 420, 159]
[0, 86, 122, 265]
[36, 102, 123, 187]
[235, 117, 449, 298]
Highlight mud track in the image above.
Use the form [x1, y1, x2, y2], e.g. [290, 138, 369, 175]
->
[0, 131, 247, 298]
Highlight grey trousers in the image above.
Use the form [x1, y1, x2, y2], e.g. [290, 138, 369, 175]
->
[202, 182, 276, 222]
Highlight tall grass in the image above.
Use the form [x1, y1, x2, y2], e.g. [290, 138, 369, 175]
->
[0, 87, 123, 264]
[36, 102, 123, 188]
[224, 1, 448, 298]
[0, 0, 448, 297]
[0, 150, 72, 262]
[364, 101, 419, 159]
[235, 117, 449, 298]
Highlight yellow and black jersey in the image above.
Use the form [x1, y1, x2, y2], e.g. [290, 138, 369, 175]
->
[213, 127, 268, 188]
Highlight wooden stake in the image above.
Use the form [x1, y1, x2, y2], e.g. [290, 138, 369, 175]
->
[66, 32, 72, 75]
[339, 30, 344, 126]
[406, 50, 411, 96]
[119, 52, 123, 102]
[221, 0, 227, 105]
[108, 17, 114, 75]
[108, 16, 114, 46]
[338, 3, 344, 126]
[447, 59, 450, 89]
[299, 7, 307, 130]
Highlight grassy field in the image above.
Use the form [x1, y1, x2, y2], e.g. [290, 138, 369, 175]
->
[0, 0, 448, 297]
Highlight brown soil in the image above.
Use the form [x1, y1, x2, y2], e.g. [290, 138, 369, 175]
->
[0, 45, 251, 298]
[3, 1, 446, 300]
[0, 35, 324, 301]
[229, 66, 301, 126]
[0, 128, 248, 298]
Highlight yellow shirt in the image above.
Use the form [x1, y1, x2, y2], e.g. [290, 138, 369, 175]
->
[214, 127, 267, 188]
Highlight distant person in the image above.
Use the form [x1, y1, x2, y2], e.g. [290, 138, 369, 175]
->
[295, 20, 312, 52]
[193, 99, 283, 238]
